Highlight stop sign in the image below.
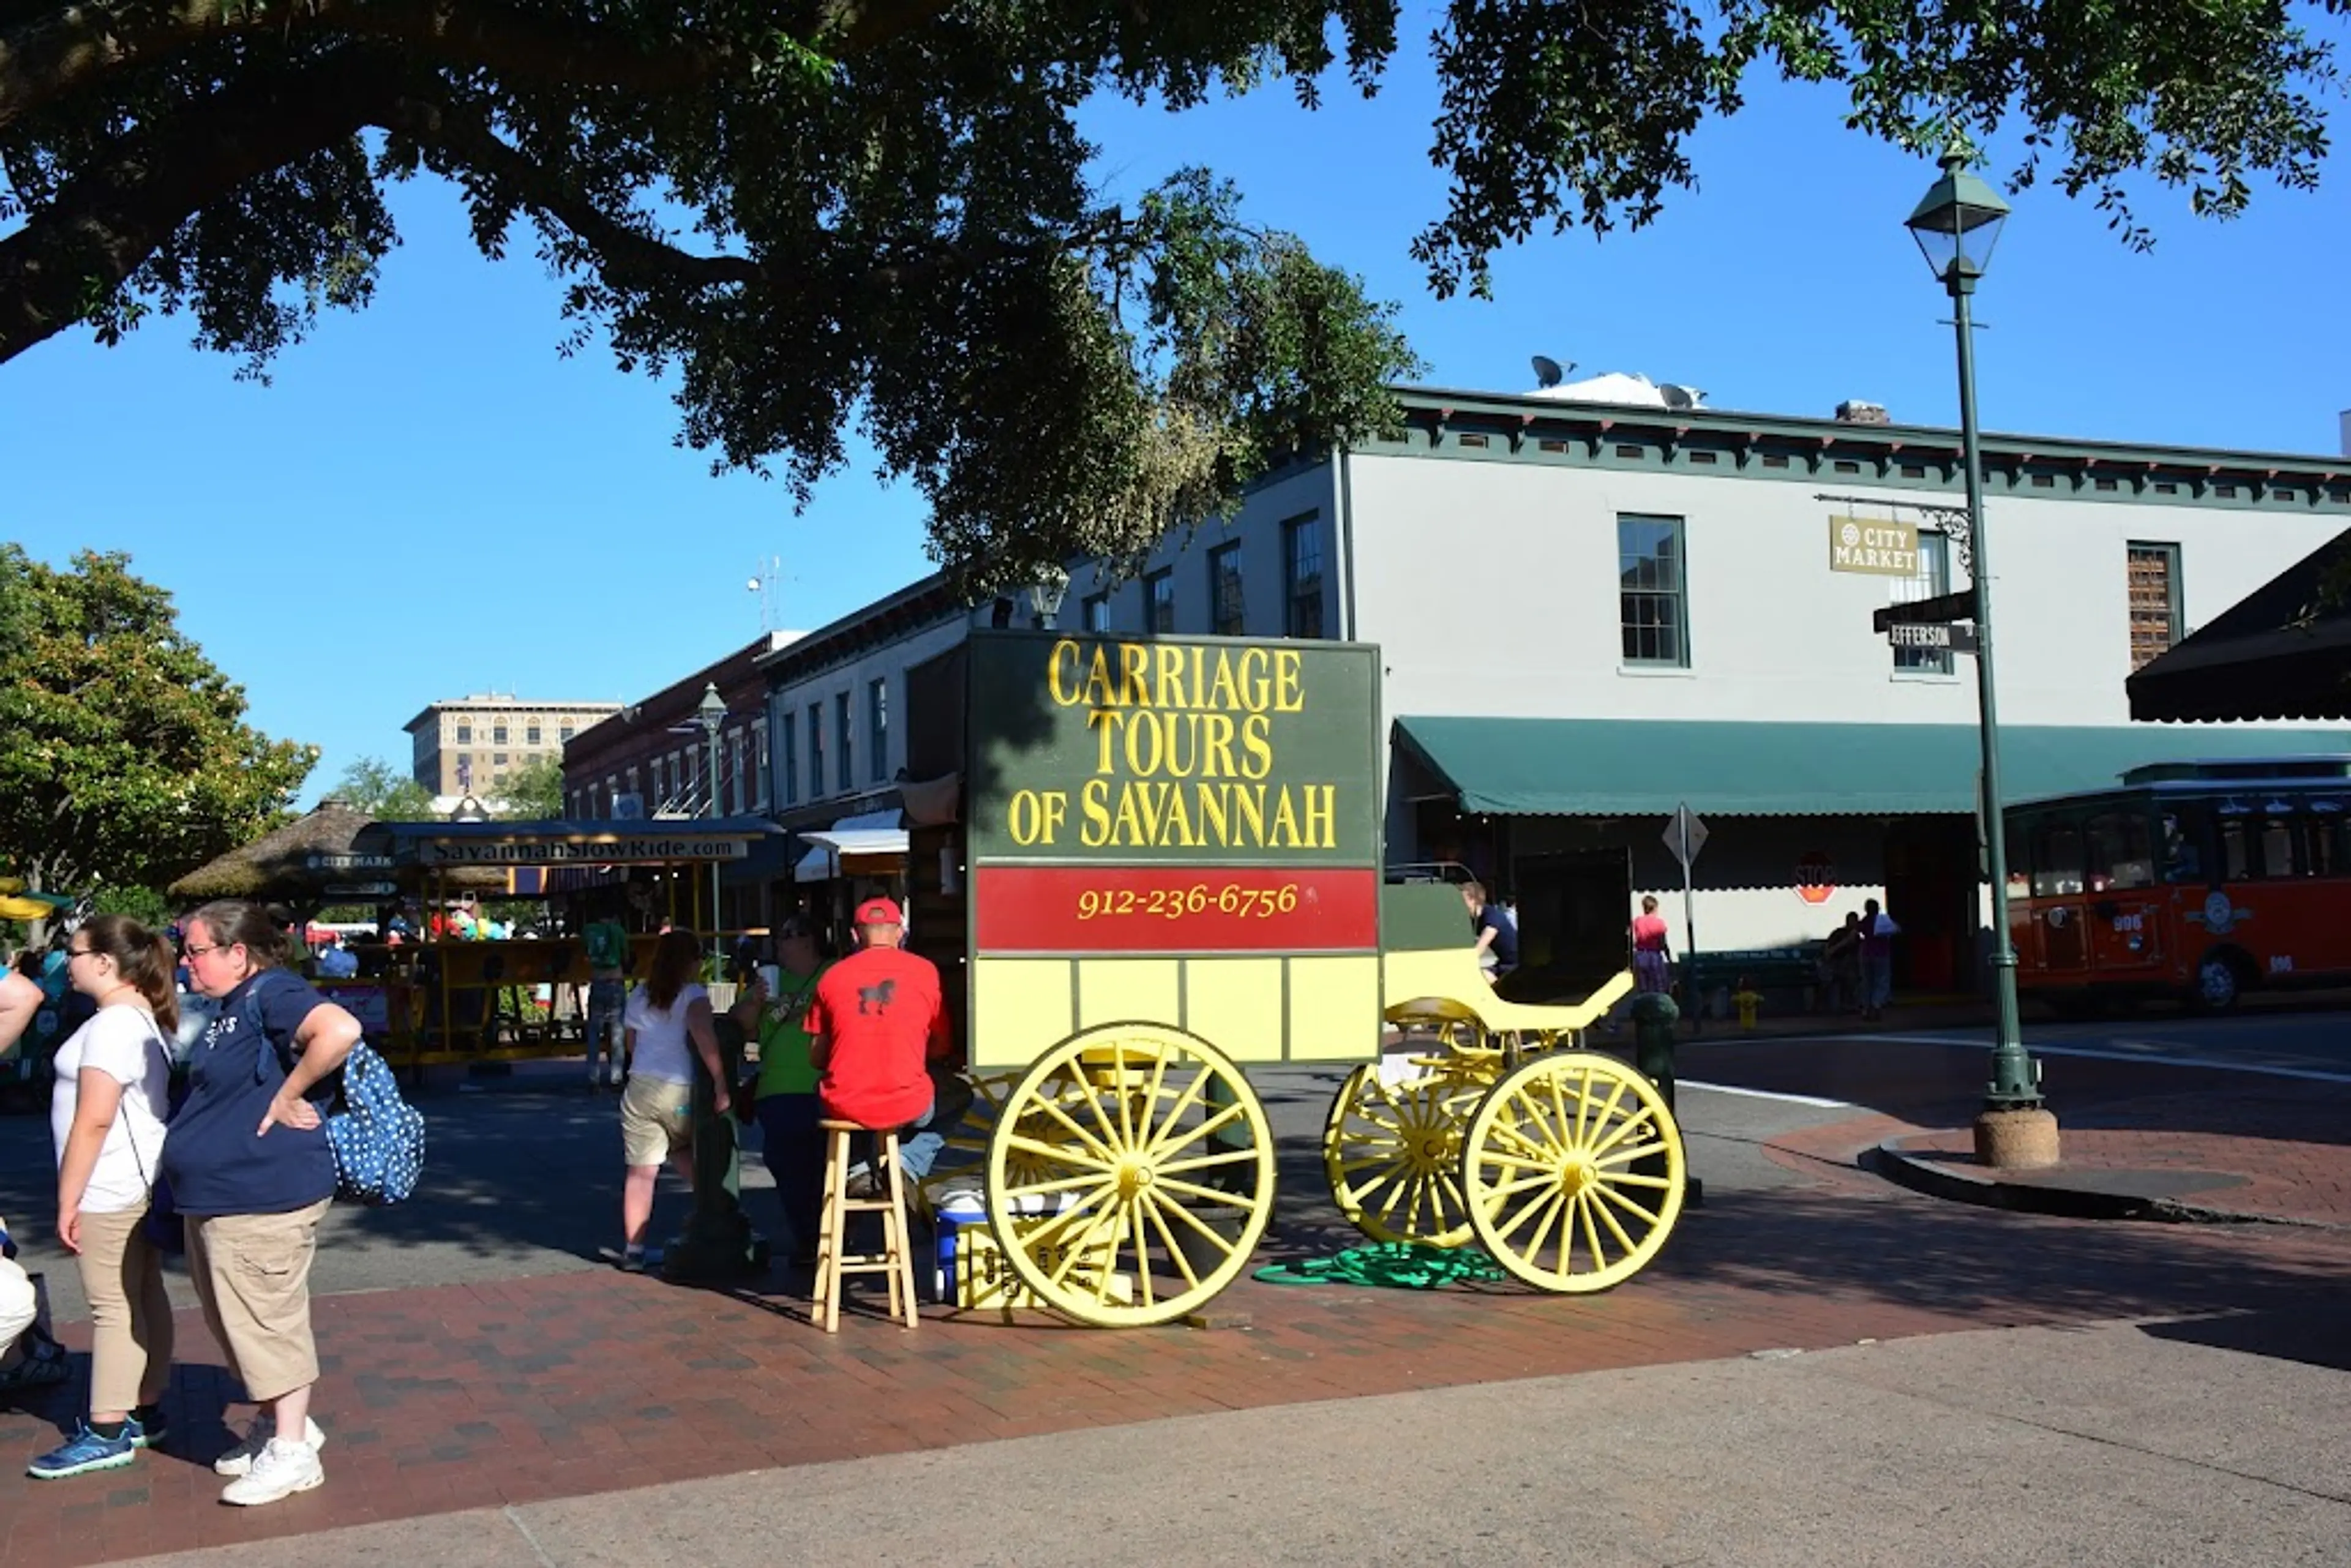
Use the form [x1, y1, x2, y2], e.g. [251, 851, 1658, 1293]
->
[1795, 851, 1836, 905]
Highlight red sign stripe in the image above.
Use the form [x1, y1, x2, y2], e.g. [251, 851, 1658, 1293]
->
[975, 866, 1381, 953]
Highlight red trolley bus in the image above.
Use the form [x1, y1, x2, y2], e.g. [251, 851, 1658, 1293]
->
[2004, 756, 2351, 1013]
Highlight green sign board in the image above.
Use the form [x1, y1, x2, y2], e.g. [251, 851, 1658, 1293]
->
[966, 631, 1382, 866]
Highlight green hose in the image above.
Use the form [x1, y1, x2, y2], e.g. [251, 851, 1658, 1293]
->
[1253, 1242, 1507, 1289]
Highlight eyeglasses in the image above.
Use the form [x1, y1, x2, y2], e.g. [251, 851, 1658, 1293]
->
[66, 947, 94, 961]
[181, 942, 222, 960]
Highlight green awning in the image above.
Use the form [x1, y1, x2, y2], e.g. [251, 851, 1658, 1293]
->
[1393, 716, 2351, 818]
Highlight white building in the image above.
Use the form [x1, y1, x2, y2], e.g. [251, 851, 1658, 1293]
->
[1051, 380, 2351, 997]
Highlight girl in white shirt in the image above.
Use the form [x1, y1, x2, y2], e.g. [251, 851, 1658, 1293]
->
[29, 916, 179, 1480]
[613, 930, 729, 1272]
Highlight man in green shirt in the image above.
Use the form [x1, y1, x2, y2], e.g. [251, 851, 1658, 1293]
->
[582, 907, 632, 1091]
[730, 915, 830, 1262]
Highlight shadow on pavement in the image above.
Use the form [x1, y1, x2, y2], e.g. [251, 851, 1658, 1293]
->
[2137, 1307, 2351, 1375]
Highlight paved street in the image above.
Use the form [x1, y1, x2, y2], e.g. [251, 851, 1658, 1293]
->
[0, 1043, 2344, 1566]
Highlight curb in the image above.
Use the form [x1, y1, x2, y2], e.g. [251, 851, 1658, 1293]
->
[1862, 1140, 2342, 1231]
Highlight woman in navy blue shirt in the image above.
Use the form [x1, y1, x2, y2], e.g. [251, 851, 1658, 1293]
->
[160, 900, 361, 1507]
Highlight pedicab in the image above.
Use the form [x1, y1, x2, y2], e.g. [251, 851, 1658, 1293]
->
[902, 631, 1686, 1328]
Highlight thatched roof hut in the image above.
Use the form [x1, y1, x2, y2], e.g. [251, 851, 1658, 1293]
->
[167, 799, 397, 904]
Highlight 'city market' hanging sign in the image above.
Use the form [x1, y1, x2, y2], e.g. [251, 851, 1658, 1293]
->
[1827, 517, 1921, 576]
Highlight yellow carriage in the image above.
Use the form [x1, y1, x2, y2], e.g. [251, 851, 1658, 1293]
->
[904, 632, 1687, 1327]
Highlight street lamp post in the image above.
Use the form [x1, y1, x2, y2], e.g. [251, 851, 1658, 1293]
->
[1905, 151, 2059, 1168]
[694, 681, 726, 958]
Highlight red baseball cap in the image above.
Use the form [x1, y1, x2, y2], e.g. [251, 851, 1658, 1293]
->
[855, 896, 905, 927]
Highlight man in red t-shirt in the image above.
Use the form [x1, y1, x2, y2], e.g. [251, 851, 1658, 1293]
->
[806, 898, 970, 1193]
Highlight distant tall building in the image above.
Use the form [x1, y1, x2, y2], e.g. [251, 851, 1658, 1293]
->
[405, 696, 624, 796]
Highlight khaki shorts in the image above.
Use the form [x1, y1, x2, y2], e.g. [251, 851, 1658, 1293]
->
[621, 1076, 694, 1167]
[187, 1199, 332, 1405]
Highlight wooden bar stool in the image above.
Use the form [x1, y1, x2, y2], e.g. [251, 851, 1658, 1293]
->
[812, 1119, 921, 1332]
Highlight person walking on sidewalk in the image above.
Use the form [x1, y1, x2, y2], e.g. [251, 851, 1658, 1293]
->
[161, 900, 361, 1507]
[807, 898, 972, 1196]
[1629, 895, 1673, 996]
[582, 904, 633, 1092]
[26, 917, 179, 1481]
[614, 930, 730, 1273]
[1859, 899, 1900, 1022]
[732, 916, 831, 1264]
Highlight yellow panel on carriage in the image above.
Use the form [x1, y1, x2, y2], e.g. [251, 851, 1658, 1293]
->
[1287, 956, 1385, 1060]
[969, 956, 1073, 1071]
[1073, 957, 1182, 1031]
[1182, 957, 1284, 1057]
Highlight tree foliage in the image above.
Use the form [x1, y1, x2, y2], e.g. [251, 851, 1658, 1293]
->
[0, 2, 2339, 581]
[498, 754, 566, 819]
[0, 546, 318, 896]
[330, 753, 441, 819]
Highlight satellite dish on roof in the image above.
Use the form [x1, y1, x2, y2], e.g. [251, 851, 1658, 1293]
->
[1659, 383, 1705, 411]
[1531, 354, 1572, 389]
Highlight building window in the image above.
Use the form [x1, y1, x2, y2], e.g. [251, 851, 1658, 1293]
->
[526, 724, 542, 745]
[2128, 542, 2183, 672]
[1209, 541, 1245, 636]
[780, 713, 798, 806]
[559, 725, 574, 743]
[625, 767, 640, 805]
[493, 724, 508, 744]
[1081, 593, 1110, 632]
[1618, 514, 1689, 667]
[1147, 569, 1176, 634]
[1890, 531, 1955, 677]
[754, 718, 770, 808]
[869, 678, 890, 784]
[727, 731, 746, 814]
[455, 724, 472, 745]
[836, 692, 853, 792]
[808, 702, 825, 797]
[1282, 514, 1324, 638]
[493, 752, 509, 766]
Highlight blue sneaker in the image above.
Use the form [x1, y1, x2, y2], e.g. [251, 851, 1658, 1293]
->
[28, 1420, 140, 1480]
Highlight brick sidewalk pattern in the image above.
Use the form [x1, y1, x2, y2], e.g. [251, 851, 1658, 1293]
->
[4, 1138, 2345, 1568]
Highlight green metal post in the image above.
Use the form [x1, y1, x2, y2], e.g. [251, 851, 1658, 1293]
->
[1951, 277, 2038, 1109]
[661, 1013, 770, 1284]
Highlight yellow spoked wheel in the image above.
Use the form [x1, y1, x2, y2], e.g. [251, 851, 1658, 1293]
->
[1461, 1052, 1685, 1293]
[984, 1022, 1275, 1328]
[1322, 1065, 1485, 1247]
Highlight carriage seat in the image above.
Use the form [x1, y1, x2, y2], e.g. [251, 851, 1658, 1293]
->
[1382, 946, 1635, 1039]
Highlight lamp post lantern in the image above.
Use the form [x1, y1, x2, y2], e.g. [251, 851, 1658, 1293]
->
[1905, 150, 2058, 1168]
[1029, 566, 1071, 630]
[694, 681, 727, 956]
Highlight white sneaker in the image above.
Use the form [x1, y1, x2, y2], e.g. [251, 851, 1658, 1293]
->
[214, 1414, 326, 1477]
[220, 1437, 324, 1506]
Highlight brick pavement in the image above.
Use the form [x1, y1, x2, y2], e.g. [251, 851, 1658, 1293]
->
[4, 1148, 2345, 1568]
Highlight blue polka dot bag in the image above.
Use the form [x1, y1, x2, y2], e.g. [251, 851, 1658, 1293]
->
[248, 973, 426, 1206]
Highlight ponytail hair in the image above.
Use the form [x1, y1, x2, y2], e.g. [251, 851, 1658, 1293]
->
[184, 899, 290, 972]
[78, 913, 180, 1037]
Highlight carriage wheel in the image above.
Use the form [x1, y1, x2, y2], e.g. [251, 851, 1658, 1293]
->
[1321, 1065, 1484, 1248]
[984, 1022, 1275, 1328]
[1461, 1052, 1685, 1293]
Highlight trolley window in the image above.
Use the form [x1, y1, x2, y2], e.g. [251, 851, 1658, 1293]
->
[2086, 811, 2154, 892]
[2159, 806, 2207, 884]
[2032, 819, 2087, 897]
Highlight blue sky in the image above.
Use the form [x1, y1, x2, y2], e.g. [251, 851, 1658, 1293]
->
[7, 13, 2348, 808]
